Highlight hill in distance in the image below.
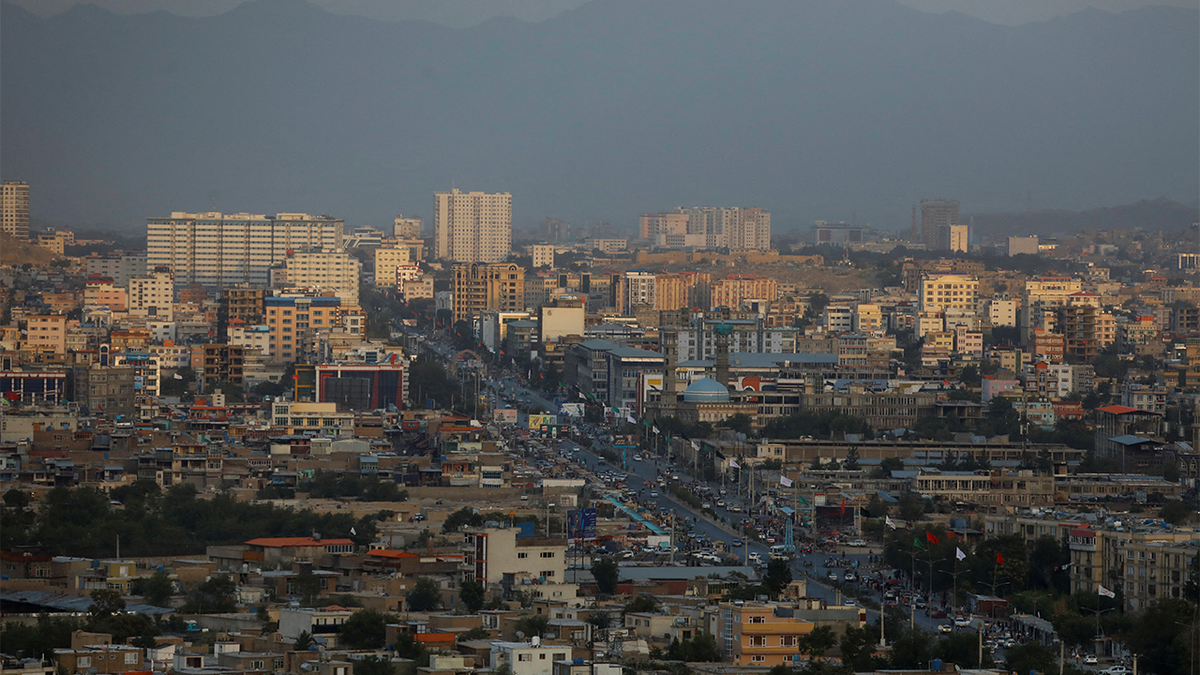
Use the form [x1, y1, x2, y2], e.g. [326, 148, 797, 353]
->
[969, 198, 1200, 239]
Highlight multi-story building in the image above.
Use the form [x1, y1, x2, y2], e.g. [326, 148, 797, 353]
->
[710, 275, 778, 310]
[1061, 303, 1115, 363]
[393, 215, 422, 239]
[717, 602, 817, 667]
[653, 274, 689, 312]
[1023, 275, 1083, 305]
[853, 303, 883, 334]
[190, 344, 245, 390]
[399, 275, 434, 302]
[84, 279, 127, 312]
[921, 199, 959, 250]
[640, 207, 771, 249]
[1, 181, 30, 240]
[823, 305, 853, 333]
[987, 299, 1018, 327]
[85, 253, 147, 288]
[1032, 327, 1065, 364]
[222, 287, 268, 324]
[54, 645, 145, 674]
[114, 352, 161, 402]
[373, 245, 412, 288]
[25, 314, 68, 354]
[919, 273, 979, 313]
[619, 271, 656, 314]
[461, 526, 567, 585]
[280, 250, 362, 307]
[128, 268, 175, 321]
[913, 468, 1053, 508]
[433, 189, 512, 263]
[452, 263, 525, 324]
[640, 211, 690, 242]
[264, 295, 343, 364]
[310, 363, 407, 411]
[84, 364, 136, 418]
[1008, 236, 1039, 256]
[531, 244, 555, 268]
[146, 212, 344, 288]
[943, 223, 969, 252]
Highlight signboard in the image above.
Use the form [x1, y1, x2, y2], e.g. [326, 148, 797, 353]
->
[567, 508, 597, 541]
[528, 414, 557, 430]
[494, 408, 518, 424]
[537, 424, 568, 439]
[558, 403, 584, 418]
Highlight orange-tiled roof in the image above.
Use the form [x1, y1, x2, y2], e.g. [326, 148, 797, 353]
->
[245, 537, 354, 548]
[366, 549, 419, 559]
[1097, 405, 1143, 415]
[415, 633, 456, 644]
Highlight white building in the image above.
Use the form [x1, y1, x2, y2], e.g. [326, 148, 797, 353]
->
[281, 250, 362, 307]
[129, 269, 175, 321]
[146, 212, 343, 288]
[987, 299, 1018, 327]
[823, 305, 853, 333]
[86, 252, 147, 288]
[531, 244, 555, 269]
[919, 273, 979, 314]
[540, 298, 585, 342]
[621, 271, 656, 313]
[461, 526, 567, 585]
[489, 639, 573, 675]
[433, 189, 512, 263]
[374, 246, 412, 288]
[1, 180, 29, 240]
[393, 215, 422, 239]
[230, 324, 271, 353]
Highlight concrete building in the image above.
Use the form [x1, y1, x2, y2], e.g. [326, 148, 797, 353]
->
[452, 263, 525, 324]
[393, 215, 422, 239]
[461, 527, 567, 585]
[913, 468, 1053, 508]
[853, 303, 883, 334]
[281, 250, 362, 307]
[489, 640, 573, 675]
[620, 271, 656, 314]
[25, 314, 68, 354]
[921, 199, 959, 250]
[265, 295, 343, 364]
[128, 268, 175, 321]
[147, 212, 343, 288]
[919, 273, 979, 314]
[531, 244, 555, 269]
[85, 253, 147, 288]
[374, 245, 412, 288]
[1008, 236, 1040, 256]
[823, 305, 853, 333]
[717, 602, 817, 667]
[640, 207, 771, 249]
[433, 189, 512, 263]
[944, 223, 969, 252]
[84, 279, 128, 312]
[539, 297, 585, 343]
[987, 299, 1018, 327]
[1, 180, 30, 240]
[191, 344, 245, 390]
[710, 275, 778, 310]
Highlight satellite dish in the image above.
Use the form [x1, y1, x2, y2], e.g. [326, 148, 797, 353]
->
[515, 631, 525, 640]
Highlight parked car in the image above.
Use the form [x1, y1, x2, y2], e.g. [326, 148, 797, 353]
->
[1101, 667, 1128, 675]
[938, 624, 953, 634]
[1084, 655, 1099, 665]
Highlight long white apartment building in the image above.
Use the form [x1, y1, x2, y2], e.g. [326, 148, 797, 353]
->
[146, 212, 344, 288]
[640, 206, 771, 249]
[278, 250, 362, 307]
[433, 189, 512, 263]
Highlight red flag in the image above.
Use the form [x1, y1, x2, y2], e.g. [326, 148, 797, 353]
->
[926, 531, 940, 544]
[840, 497, 846, 515]
[996, 552, 1005, 565]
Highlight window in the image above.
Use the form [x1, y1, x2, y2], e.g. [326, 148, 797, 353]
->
[518, 654, 532, 662]
[124, 653, 139, 665]
[517, 552, 528, 559]
[540, 551, 555, 558]
[251, 661, 265, 670]
[78, 658, 91, 668]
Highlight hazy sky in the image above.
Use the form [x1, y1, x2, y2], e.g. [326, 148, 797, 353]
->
[10, 0, 1200, 25]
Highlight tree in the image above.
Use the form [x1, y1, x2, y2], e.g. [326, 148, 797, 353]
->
[769, 666, 795, 675]
[898, 492, 925, 523]
[442, 507, 483, 533]
[138, 569, 176, 608]
[459, 580, 486, 614]
[1002, 642, 1056, 675]
[799, 625, 838, 658]
[514, 613, 550, 638]
[667, 633, 721, 662]
[622, 595, 659, 615]
[585, 611, 612, 635]
[460, 626, 489, 641]
[294, 572, 323, 606]
[1158, 499, 1194, 526]
[874, 457, 904, 478]
[888, 629, 932, 669]
[934, 632, 991, 669]
[406, 577, 442, 612]
[87, 589, 126, 619]
[4, 488, 30, 508]
[723, 413, 753, 436]
[294, 631, 313, 652]
[591, 557, 620, 595]
[181, 575, 237, 614]
[843, 446, 860, 471]
[338, 609, 394, 649]
[764, 558, 792, 599]
[353, 656, 396, 675]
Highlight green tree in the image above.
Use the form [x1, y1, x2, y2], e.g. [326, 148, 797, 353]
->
[338, 609, 395, 649]
[888, 629, 932, 669]
[622, 595, 659, 615]
[514, 613, 550, 638]
[181, 575, 237, 614]
[460, 626, 489, 641]
[844, 446, 860, 471]
[764, 558, 793, 599]
[934, 632, 991, 669]
[1003, 642, 1056, 675]
[442, 507, 483, 533]
[1158, 499, 1194, 526]
[873, 456, 904, 478]
[353, 656, 396, 675]
[723, 413, 754, 436]
[591, 557, 620, 595]
[295, 630, 313, 651]
[459, 580, 486, 614]
[294, 572, 323, 606]
[667, 633, 722, 662]
[138, 569, 176, 607]
[898, 492, 925, 523]
[4, 488, 31, 508]
[87, 589, 126, 619]
[406, 577, 442, 612]
[799, 625, 838, 658]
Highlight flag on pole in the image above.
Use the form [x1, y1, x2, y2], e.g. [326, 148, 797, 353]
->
[350, 527, 357, 535]
[730, 458, 740, 469]
[1061, 563, 1071, 570]
[797, 494, 809, 505]
[1098, 585, 1116, 598]
[578, 391, 585, 400]
[926, 531, 940, 544]
[996, 552, 1006, 566]
[956, 547, 967, 561]
[652, 426, 660, 435]
[913, 537, 926, 550]
[840, 497, 846, 515]
[174, 373, 184, 379]
[690, 441, 700, 451]
[885, 516, 898, 530]
[780, 475, 794, 488]
[945, 531, 957, 540]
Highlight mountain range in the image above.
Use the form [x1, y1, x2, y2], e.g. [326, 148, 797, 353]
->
[1, 0, 1197, 233]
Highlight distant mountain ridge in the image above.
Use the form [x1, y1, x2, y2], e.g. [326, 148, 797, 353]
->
[969, 198, 1200, 239]
[1, 0, 1196, 232]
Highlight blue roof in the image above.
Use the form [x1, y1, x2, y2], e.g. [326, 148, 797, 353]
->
[1109, 435, 1156, 446]
[683, 378, 730, 402]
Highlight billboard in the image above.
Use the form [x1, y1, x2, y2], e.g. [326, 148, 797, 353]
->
[528, 414, 557, 430]
[558, 403, 584, 418]
[567, 508, 597, 541]
[494, 408, 519, 424]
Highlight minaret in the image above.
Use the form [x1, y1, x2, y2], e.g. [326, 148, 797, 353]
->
[715, 323, 732, 390]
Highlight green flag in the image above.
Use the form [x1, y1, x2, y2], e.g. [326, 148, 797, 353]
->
[642, 419, 651, 427]
[797, 495, 809, 505]
[913, 538, 926, 550]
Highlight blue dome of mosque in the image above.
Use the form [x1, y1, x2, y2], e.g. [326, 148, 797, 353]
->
[682, 378, 730, 402]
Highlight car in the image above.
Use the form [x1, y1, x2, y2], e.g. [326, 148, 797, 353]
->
[730, 504, 743, 512]
[843, 599, 857, 606]
[954, 617, 971, 628]
[649, 491, 660, 498]
[1100, 667, 1128, 675]
[843, 571, 856, 582]
[938, 624, 952, 634]
[717, 500, 726, 507]
[828, 571, 838, 581]
[1084, 655, 1098, 665]
[633, 454, 642, 461]
[848, 539, 867, 547]
[702, 503, 713, 510]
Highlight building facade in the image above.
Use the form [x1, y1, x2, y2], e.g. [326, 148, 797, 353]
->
[452, 263, 525, 324]
[1, 180, 30, 240]
[433, 189, 512, 263]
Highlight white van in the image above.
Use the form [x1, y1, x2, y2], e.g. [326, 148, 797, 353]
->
[769, 544, 790, 559]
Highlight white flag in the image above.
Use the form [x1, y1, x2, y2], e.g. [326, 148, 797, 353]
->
[626, 414, 636, 424]
[956, 547, 966, 561]
[730, 458, 740, 469]
[350, 527, 357, 535]
[578, 391, 586, 400]
[690, 441, 699, 451]
[1098, 585, 1115, 598]
[174, 373, 184, 379]
[885, 516, 898, 530]
[652, 426, 660, 435]
[780, 475, 794, 488]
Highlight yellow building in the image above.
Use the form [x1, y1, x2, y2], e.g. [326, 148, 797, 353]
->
[718, 602, 815, 667]
[710, 275, 779, 310]
[918, 273, 979, 313]
[853, 303, 883, 334]
[25, 314, 68, 354]
[374, 245, 412, 288]
[654, 273, 689, 311]
[282, 250, 362, 307]
[452, 263, 525, 324]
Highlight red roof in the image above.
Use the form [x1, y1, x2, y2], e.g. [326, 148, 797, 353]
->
[1097, 405, 1145, 415]
[415, 633, 456, 644]
[245, 537, 354, 548]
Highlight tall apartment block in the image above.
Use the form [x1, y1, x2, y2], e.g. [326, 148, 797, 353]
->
[639, 206, 770, 250]
[279, 250, 362, 307]
[433, 190, 512, 263]
[452, 263, 524, 324]
[921, 199, 959, 250]
[393, 215, 422, 239]
[1, 181, 30, 240]
[146, 212, 343, 288]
